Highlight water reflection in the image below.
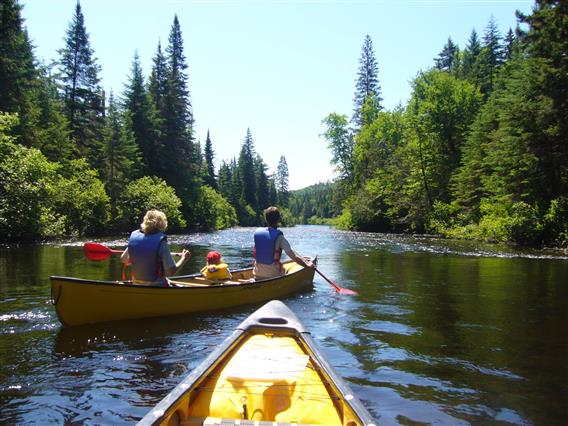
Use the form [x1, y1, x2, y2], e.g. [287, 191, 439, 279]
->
[1, 226, 568, 424]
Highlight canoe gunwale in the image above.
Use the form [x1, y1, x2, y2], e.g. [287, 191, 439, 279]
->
[137, 300, 376, 426]
[49, 257, 316, 290]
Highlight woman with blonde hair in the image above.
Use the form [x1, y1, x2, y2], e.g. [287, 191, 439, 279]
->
[121, 210, 190, 286]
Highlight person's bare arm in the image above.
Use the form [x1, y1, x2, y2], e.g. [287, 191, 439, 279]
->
[280, 236, 313, 268]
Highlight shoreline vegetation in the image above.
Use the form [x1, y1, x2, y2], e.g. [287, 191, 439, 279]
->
[2, 1, 567, 249]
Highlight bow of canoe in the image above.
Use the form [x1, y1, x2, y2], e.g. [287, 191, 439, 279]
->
[137, 300, 375, 426]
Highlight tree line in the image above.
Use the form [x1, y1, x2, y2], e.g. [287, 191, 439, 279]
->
[0, 0, 292, 242]
[317, 0, 567, 248]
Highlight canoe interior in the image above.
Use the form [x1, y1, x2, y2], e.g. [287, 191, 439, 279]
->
[169, 260, 303, 286]
[151, 332, 364, 426]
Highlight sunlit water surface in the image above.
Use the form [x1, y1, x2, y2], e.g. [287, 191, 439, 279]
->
[1, 226, 567, 425]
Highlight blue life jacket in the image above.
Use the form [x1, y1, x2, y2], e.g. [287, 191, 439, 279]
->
[254, 227, 283, 265]
[128, 230, 166, 281]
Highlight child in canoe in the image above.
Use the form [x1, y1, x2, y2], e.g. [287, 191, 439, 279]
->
[201, 250, 232, 281]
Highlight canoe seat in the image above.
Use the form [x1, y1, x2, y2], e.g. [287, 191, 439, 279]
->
[181, 417, 315, 425]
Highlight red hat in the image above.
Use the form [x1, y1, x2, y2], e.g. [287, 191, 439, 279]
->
[206, 250, 222, 264]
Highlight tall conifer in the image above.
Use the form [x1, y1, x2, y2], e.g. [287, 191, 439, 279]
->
[275, 155, 290, 207]
[462, 29, 483, 85]
[203, 130, 217, 189]
[123, 51, 162, 177]
[57, 1, 105, 167]
[160, 15, 197, 220]
[238, 129, 257, 211]
[255, 155, 269, 211]
[149, 41, 167, 115]
[352, 35, 382, 128]
[479, 16, 505, 96]
[434, 37, 459, 72]
[102, 93, 141, 218]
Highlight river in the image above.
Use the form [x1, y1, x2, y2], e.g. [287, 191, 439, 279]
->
[1, 225, 567, 425]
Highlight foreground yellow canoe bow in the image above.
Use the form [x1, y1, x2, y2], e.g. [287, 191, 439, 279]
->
[50, 259, 316, 327]
[137, 300, 376, 426]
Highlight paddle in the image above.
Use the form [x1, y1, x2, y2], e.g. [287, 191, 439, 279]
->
[83, 242, 182, 261]
[314, 267, 358, 295]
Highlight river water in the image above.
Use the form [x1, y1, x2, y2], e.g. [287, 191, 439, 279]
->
[1, 225, 567, 425]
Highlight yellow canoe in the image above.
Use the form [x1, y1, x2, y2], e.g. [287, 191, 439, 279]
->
[137, 300, 375, 426]
[50, 259, 315, 327]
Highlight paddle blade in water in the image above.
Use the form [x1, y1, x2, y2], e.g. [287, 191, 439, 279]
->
[83, 242, 114, 261]
[314, 267, 358, 296]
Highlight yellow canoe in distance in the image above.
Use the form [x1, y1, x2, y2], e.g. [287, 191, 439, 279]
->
[137, 300, 376, 426]
[50, 259, 316, 327]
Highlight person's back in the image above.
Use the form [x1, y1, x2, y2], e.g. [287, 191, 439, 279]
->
[128, 228, 166, 282]
[253, 206, 312, 280]
[121, 209, 190, 286]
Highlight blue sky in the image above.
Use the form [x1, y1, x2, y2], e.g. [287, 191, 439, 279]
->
[21, 0, 533, 190]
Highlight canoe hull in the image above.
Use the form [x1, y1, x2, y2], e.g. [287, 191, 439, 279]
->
[50, 261, 315, 327]
[137, 300, 375, 426]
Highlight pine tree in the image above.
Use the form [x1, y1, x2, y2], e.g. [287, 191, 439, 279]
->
[479, 16, 505, 96]
[203, 130, 217, 189]
[515, 0, 568, 202]
[1, 0, 31, 112]
[461, 29, 483, 85]
[352, 35, 382, 128]
[255, 155, 269, 211]
[34, 67, 73, 162]
[275, 155, 290, 207]
[503, 28, 516, 60]
[148, 41, 167, 115]
[57, 1, 105, 167]
[217, 160, 235, 204]
[123, 51, 162, 177]
[160, 15, 197, 219]
[268, 175, 278, 207]
[0, 0, 42, 147]
[102, 93, 141, 218]
[238, 129, 257, 211]
[434, 37, 459, 72]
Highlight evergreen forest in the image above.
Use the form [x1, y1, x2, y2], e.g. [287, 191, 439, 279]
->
[0, 1, 293, 242]
[1, 0, 567, 248]
[319, 0, 568, 248]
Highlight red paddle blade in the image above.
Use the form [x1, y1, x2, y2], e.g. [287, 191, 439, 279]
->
[83, 242, 113, 261]
[338, 287, 358, 295]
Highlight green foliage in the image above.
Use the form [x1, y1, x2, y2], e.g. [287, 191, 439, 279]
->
[434, 37, 459, 72]
[289, 182, 337, 223]
[353, 35, 382, 128]
[236, 202, 257, 227]
[194, 186, 238, 230]
[102, 94, 142, 217]
[116, 176, 186, 232]
[346, 186, 391, 232]
[543, 197, 568, 248]
[275, 155, 289, 207]
[123, 51, 162, 178]
[203, 130, 217, 189]
[238, 129, 258, 212]
[0, 114, 59, 241]
[58, 2, 105, 167]
[50, 159, 111, 237]
[322, 113, 354, 184]
[0, 114, 107, 240]
[329, 209, 354, 230]
[278, 208, 298, 227]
